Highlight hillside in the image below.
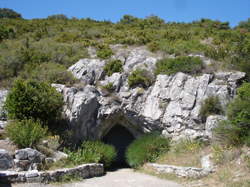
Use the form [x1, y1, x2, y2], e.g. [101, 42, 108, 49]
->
[0, 10, 250, 187]
[0, 14, 250, 88]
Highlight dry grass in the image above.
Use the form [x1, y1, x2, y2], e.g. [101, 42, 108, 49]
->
[140, 139, 250, 187]
[157, 139, 208, 168]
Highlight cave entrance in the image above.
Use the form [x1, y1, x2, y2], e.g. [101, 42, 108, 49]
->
[102, 125, 135, 167]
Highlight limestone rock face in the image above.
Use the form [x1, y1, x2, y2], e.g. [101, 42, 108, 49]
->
[69, 59, 106, 85]
[0, 90, 8, 120]
[0, 149, 14, 170]
[58, 47, 246, 142]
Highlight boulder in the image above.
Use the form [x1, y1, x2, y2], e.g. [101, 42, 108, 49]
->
[205, 115, 226, 139]
[0, 149, 14, 170]
[15, 148, 45, 163]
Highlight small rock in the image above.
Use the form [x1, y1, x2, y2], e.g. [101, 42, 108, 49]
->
[52, 151, 68, 162]
[14, 159, 30, 171]
[201, 154, 214, 171]
[0, 149, 14, 170]
[45, 157, 54, 165]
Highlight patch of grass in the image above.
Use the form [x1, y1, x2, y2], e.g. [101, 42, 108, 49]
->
[157, 139, 205, 167]
[155, 56, 203, 75]
[5, 119, 47, 148]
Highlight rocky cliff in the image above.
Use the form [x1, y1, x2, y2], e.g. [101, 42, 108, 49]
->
[51, 45, 245, 143]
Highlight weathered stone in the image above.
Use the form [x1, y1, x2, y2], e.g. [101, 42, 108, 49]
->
[0, 120, 7, 129]
[15, 148, 45, 163]
[0, 149, 14, 170]
[205, 115, 226, 139]
[68, 58, 106, 85]
[100, 73, 123, 92]
[14, 159, 30, 171]
[201, 154, 214, 171]
[0, 90, 8, 120]
[52, 151, 68, 162]
[147, 163, 212, 179]
[45, 157, 54, 165]
[0, 163, 104, 183]
[57, 47, 245, 143]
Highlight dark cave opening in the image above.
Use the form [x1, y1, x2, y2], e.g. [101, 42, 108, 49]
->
[102, 125, 135, 167]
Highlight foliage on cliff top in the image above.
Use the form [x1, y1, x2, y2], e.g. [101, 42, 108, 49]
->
[0, 14, 249, 87]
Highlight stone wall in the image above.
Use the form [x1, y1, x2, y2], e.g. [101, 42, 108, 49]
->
[0, 163, 104, 183]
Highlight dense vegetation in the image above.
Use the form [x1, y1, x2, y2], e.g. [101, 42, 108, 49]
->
[51, 141, 117, 169]
[214, 82, 250, 146]
[4, 79, 64, 127]
[126, 133, 170, 168]
[0, 11, 249, 88]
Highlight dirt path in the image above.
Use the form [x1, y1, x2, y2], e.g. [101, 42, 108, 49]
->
[7, 168, 182, 187]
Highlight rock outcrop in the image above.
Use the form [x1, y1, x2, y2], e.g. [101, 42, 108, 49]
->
[53, 46, 245, 143]
[0, 90, 8, 120]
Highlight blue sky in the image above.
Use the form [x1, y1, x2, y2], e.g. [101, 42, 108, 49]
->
[0, 0, 249, 26]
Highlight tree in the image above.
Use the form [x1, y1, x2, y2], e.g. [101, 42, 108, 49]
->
[5, 79, 64, 126]
[0, 8, 22, 19]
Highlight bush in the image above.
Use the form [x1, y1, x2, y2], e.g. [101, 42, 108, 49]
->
[214, 83, 250, 147]
[128, 69, 154, 88]
[155, 56, 203, 75]
[103, 59, 123, 76]
[4, 79, 64, 126]
[96, 45, 113, 59]
[65, 141, 117, 168]
[5, 119, 47, 148]
[126, 133, 170, 168]
[200, 96, 224, 121]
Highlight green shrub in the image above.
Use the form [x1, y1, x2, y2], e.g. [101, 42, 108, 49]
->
[155, 56, 203, 75]
[128, 69, 154, 88]
[4, 79, 64, 126]
[96, 46, 113, 59]
[5, 119, 47, 148]
[66, 141, 117, 168]
[214, 83, 250, 147]
[103, 59, 123, 76]
[200, 96, 224, 121]
[126, 133, 170, 168]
